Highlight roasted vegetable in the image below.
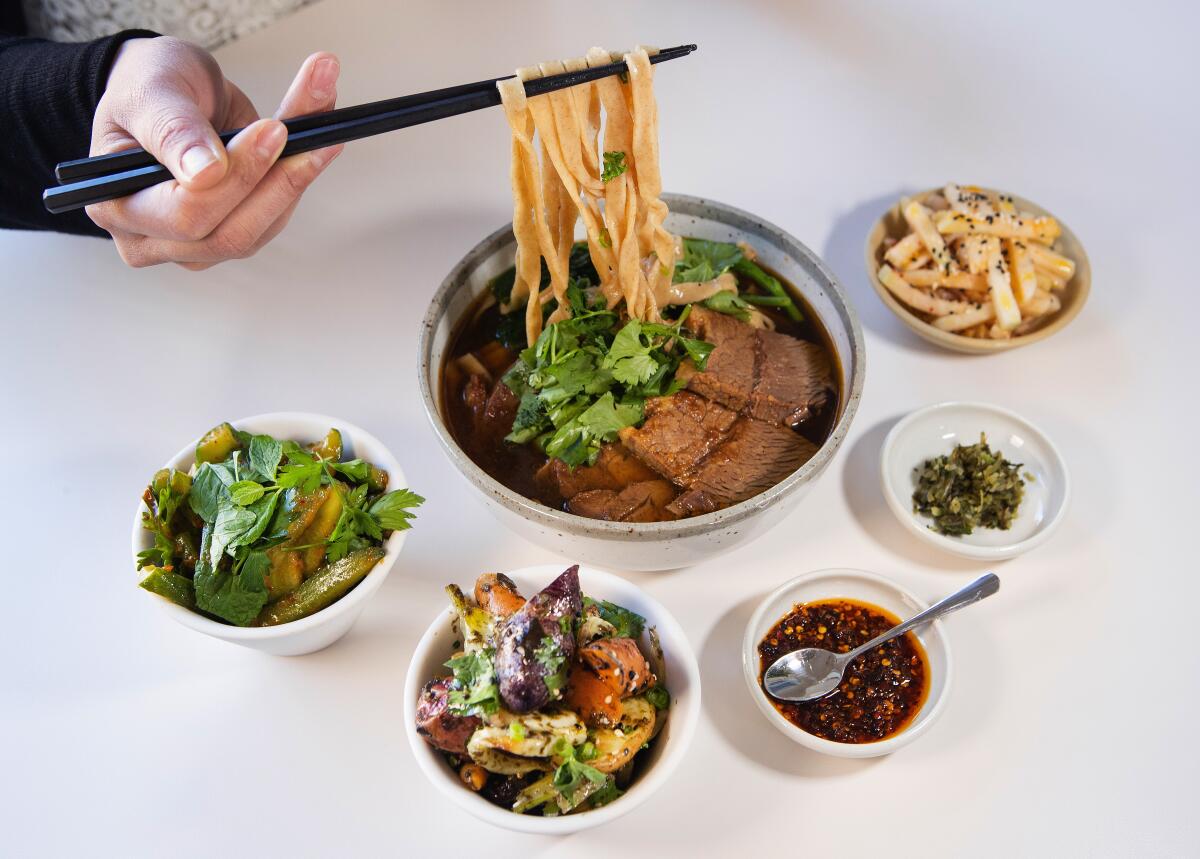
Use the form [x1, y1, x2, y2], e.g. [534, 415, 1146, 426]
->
[563, 637, 655, 727]
[590, 696, 656, 773]
[295, 485, 344, 573]
[309, 427, 343, 461]
[912, 433, 1026, 536]
[446, 584, 493, 652]
[495, 565, 582, 713]
[195, 422, 241, 464]
[474, 572, 526, 618]
[467, 710, 585, 775]
[256, 546, 384, 626]
[459, 764, 488, 791]
[415, 678, 482, 754]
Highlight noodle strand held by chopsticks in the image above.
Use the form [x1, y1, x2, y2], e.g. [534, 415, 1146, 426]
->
[498, 46, 676, 345]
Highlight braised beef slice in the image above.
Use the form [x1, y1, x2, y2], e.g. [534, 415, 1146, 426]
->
[463, 373, 520, 452]
[568, 479, 679, 522]
[619, 391, 819, 514]
[680, 306, 833, 427]
[535, 442, 661, 502]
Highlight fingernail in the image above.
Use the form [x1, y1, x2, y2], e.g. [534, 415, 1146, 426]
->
[310, 57, 339, 99]
[180, 144, 219, 180]
[257, 121, 288, 159]
[310, 144, 343, 170]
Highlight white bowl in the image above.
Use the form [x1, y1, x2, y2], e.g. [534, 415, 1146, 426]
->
[130, 412, 409, 656]
[417, 194, 865, 571]
[403, 563, 702, 834]
[742, 569, 952, 758]
[880, 401, 1070, 560]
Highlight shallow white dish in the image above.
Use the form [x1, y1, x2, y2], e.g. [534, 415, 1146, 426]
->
[403, 563, 702, 834]
[741, 568, 952, 758]
[880, 401, 1069, 560]
[131, 412, 409, 656]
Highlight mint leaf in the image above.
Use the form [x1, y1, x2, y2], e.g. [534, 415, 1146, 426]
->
[189, 462, 230, 523]
[230, 491, 280, 550]
[210, 502, 255, 567]
[229, 480, 265, 507]
[248, 434, 283, 482]
[367, 488, 425, 531]
[192, 527, 269, 626]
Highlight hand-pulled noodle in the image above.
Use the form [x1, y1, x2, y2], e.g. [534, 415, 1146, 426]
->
[497, 46, 677, 346]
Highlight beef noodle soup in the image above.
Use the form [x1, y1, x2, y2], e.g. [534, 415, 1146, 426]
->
[439, 46, 839, 523]
[440, 240, 842, 523]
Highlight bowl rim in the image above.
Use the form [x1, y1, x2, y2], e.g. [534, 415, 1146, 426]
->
[129, 411, 408, 640]
[878, 400, 1071, 560]
[863, 186, 1092, 353]
[416, 192, 866, 540]
[402, 563, 702, 834]
[740, 567, 953, 758]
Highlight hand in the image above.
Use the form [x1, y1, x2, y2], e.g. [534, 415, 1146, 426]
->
[85, 37, 344, 269]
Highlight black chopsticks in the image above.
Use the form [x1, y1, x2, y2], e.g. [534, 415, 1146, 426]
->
[43, 44, 696, 214]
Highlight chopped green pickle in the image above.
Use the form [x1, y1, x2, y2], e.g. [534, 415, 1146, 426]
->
[195, 422, 241, 464]
[256, 546, 385, 626]
[912, 433, 1025, 536]
[139, 566, 196, 609]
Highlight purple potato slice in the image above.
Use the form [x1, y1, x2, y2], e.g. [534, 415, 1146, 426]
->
[415, 678, 482, 754]
[495, 565, 582, 713]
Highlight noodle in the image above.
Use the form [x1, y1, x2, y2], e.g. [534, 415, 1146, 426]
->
[498, 46, 678, 345]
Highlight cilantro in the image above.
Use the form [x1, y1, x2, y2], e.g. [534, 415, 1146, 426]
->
[674, 238, 743, 284]
[445, 650, 501, 716]
[367, 488, 425, 531]
[583, 596, 646, 639]
[601, 150, 627, 182]
[543, 392, 643, 468]
[534, 636, 568, 696]
[550, 739, 607, 806]
[588, 779, 624, 807]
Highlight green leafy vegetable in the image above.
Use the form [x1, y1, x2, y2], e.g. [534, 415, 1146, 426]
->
[188, 462, 230, 523]
[583, 596, 646, 639]
[192, 527, 270, 626]
[912, 433, 1026, 536]
[601, 150, 627, 182]
[700, 289, 753, 321]
[445, 650, 501, 717]
[229, 480, 265, 507]
[248, 434, 283, 481]
[674, 238, 744, 284]
[550, 739, 608, 808]
[534, 636, 568, 695]
[367, 488, 425, 531]
[588, 779, 624, 807]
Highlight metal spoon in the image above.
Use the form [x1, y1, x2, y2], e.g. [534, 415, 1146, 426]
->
[763, 573, 1000, 702]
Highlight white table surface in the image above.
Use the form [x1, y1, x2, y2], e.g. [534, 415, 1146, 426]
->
[4, 2, 1198, 856]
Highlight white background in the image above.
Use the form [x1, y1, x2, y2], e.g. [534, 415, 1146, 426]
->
[3, 2, 1198, 856]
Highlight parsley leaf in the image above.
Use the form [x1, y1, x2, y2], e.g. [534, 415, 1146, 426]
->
[601, 150, 627, 182]
[367, 488, 425, 531]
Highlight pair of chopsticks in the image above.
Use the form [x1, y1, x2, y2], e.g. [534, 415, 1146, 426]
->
[43, 44, 697, 214]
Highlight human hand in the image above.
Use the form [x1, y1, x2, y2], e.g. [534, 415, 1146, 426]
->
[86, 37, 344, 269]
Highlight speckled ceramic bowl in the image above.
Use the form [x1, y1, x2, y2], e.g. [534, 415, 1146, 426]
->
[417, 194, 865, 571]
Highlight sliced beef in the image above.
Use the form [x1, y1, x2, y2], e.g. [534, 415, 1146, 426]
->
[619, 391, 819, 515]
[462, 373, 520, 452]
[681, 306, 833, 427]
[568, 479, 679, 522]
[535, 442, 661, 501]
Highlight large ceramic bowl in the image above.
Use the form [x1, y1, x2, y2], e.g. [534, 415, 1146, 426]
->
[131, 412, 409, 656]
[417, 194, 865, 571]
[403, 563, 701, 834]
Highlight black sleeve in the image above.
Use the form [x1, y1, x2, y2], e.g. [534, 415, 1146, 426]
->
[0, 28, 159, 236]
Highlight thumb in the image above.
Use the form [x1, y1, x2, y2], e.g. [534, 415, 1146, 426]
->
[131, 85, 229, 190]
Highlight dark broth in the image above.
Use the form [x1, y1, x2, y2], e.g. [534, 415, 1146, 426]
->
[440, 252, 844, 515]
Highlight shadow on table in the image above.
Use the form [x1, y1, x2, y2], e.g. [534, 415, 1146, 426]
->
[841, 416, 993, 573]
[701, 594, 880, 778]
[822, 189, 961, 356]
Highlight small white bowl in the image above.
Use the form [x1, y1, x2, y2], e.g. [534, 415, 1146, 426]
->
[880, 401, 1070, 560]
[131, 412, 409, 656]
[741, 568, 952, 758]
[403, 563, 702, 834]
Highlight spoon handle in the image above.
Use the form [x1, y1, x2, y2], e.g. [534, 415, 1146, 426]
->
[845, 573, 1000, 662]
